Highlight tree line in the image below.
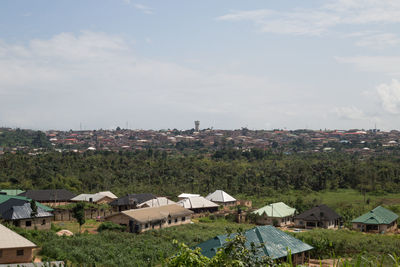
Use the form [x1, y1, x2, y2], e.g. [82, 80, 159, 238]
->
[1, 149, 400, 197]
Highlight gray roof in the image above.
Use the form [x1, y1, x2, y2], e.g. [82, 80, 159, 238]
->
[0, 223, 36, 249]
[0, 201, 53, 220]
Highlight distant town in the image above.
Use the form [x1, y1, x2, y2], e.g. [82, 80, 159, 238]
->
[1, 122, 400, 155]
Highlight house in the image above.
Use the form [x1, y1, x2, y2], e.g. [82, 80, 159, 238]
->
[0, 223, 37, 264]
[252, 202, 296, 226]
[352, 206, 398, 233]
[294, 204, 341, 229]
[105, 204, 193, 233]
[18, 189, 76, 207]
[0, 198, 54, 230]
[71, 191, 117, 204]
[109, 193, 156, 212]
[205, 190, 237, 206]
[177, 196, 219, 213]
[136, 197, 176, 208]
[195, 225, 313, 265]
[177, 193, 200, 200]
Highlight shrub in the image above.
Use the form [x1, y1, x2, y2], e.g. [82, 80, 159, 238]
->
[97, 222, 125, 232]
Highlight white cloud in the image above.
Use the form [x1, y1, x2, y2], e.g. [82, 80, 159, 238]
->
[354, 33, 400, 49]
[336, 56, 400, 76]
[376, 79, 400, 114]
[333, 106, 366, 120]
[122, 1, 153, 14]
[133, 3, 153, 14]
[217, 0, 400, 36]
[0, 31, 299, 130]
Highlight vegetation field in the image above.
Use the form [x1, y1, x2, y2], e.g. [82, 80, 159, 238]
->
[293, 228, 400, 259]
[15, 219, 254, 266]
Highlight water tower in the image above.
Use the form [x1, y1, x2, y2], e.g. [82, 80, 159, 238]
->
[194, 121, 200, 132]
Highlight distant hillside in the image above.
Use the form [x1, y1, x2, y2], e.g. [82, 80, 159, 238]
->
[0, 128, 51, 149]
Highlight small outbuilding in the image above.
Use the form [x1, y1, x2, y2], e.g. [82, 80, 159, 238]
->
[71, 191, 117, 204]
[109, 193, 157, 212]
[195, 225, 313, 266]
[105, 204, 193, 233]
[0, 223, 37, 264]
[205, 190, 237, 206]
[294, 204, 341, 229]
[177, 196, 219, 213]
[352, 206, 398, 233]
[252, 202, 296, 226]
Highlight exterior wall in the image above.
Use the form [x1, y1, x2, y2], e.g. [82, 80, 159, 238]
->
[0, 247, 34, 264]
[353, 221, 398, 233]
[39, 201, 72, 207]
[53, 208, 116, 221]
[256, 215, 294, 226]
[215, 201, 236, 207]
[12, 217, 53, 230]
[138, 214, 192, 233]
[191, 207, 219, 214]
[292, 252, 306, 266]
[237, 200, 252, 208]
[294, 219, 338, 229]
[96, 197, 114, 204]
[105, 213, 192, 233]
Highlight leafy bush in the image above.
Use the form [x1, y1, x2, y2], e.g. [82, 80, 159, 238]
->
[97, 222, 125, 232]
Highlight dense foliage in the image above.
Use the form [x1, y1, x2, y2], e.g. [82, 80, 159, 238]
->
[0, 128, 51, 148]
[1, 150, 400, 196]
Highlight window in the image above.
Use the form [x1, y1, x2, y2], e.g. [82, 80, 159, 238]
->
[182, 217, 186, 222]
[42, 219, 46, 225]
[174, 218, 178, 223]
[17, 250, 24, 256]
[25, 221, 32, 227]
[168, 219, 171, 224]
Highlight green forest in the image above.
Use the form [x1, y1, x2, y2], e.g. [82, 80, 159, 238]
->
[0, 128, 51, 148]
[1, 150, 400, 197]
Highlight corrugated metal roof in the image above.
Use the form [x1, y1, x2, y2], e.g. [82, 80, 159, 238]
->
[352, 206, 399, 225]
[0, 223, 37, 249]
[118, 204, 193, 223]
[253, 202, 295, 218]
[177, 196, 219, 209]
[0, 189, 24, 196]
[295, 204, 341, 221]
[206, 190, 236, 203]
[195, 225, 313, 260]
[0, 195, 53, 212]
[0, 200, 53, 220]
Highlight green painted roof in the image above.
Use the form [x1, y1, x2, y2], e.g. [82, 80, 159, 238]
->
[0, 195, 53, 212]
[0, 189, 24, 196]
[352, 206, 398, 225]
[195, 225, 313, 260]
[253, 202, 296, 218]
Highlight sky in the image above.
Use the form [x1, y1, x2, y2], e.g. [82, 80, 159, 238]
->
[1, 0, 400, 131]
